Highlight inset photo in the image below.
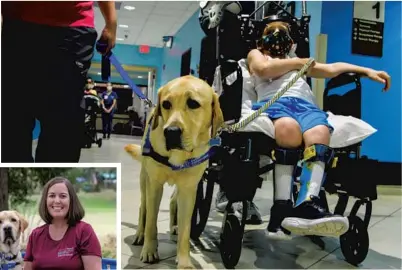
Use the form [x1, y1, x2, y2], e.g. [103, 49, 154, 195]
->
[0, 164, 120, 270]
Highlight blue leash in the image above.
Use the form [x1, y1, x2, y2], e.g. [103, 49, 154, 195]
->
[96, 41, 153, 106]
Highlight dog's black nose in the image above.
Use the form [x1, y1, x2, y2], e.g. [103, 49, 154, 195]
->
[164, 126, 182, 150]
[3, 226, 12, 236]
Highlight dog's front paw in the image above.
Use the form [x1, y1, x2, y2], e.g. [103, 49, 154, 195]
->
[132, 230, 144, 245]
[140, 241, 159, 263]
[176, 256, 195, 269]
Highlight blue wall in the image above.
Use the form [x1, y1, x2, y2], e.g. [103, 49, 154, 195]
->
[161, 11, 205, 87]
[321, 1, 401, 163]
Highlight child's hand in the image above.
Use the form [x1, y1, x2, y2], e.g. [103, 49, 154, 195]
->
[366, 69, 391, 91]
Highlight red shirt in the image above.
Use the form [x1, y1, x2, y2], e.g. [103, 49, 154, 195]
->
[24, 221, 102, 270]
[1, 1, 95, 28]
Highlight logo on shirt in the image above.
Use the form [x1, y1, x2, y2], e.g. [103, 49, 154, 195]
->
[57, 247, 75, 257]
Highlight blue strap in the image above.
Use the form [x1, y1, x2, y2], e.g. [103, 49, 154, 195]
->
[141, 116, 221, 171]
[96, 41, 152, 106]
[171, 148, 217, 171]
[0, 262, 16, 270]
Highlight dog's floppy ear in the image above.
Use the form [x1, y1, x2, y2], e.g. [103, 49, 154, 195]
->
[150, 87, 164, 130]
[14, 211, 29, 233]
[211, 92, 224, 137]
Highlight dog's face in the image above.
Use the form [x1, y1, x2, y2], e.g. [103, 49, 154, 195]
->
[152, 75, 223, 152]
[0, 211, 28, 249]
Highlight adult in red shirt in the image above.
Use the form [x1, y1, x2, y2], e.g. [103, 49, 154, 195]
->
[24, 177, 102, 270]
[1, 1, 117, 162]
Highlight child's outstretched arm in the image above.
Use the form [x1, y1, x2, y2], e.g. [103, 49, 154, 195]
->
[306, 62, 391, 91]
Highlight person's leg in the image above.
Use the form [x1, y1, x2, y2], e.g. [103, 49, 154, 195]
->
[35, 26, 97, 162]
[281, 104, 349, 237]
[107, 113, 114, 138]
[215, 99, 296, 225]
[266, 117, 302, 240]
[102, 113, 108, 138]
[1, 20, 36, 162]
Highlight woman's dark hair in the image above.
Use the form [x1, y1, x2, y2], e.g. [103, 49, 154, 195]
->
[39, 177, 85, 226]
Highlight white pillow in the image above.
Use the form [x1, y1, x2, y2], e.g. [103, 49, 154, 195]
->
[238, 101, 377, 149]
[326, 111, 377, 148]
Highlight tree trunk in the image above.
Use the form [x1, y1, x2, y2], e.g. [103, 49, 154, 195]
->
[0, 168, 9, 211]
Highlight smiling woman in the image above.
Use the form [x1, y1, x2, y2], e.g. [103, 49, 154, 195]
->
[23, 177, 102, 270]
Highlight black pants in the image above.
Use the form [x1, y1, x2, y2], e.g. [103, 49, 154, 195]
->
[1, 20, 97, 162]
[102, 112, 114, 136]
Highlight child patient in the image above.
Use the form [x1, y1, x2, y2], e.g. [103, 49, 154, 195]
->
[216, 20, 391, 240]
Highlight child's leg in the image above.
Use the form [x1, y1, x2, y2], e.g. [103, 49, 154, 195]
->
[266, 146, 301, 240]
[282, 104, 349, 237]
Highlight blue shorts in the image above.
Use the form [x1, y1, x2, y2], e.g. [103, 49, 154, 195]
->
[252, 96, 334, 134]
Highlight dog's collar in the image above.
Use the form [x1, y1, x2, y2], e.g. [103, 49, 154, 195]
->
[142, 116, 221, 171]
[0, 252, 20, 270]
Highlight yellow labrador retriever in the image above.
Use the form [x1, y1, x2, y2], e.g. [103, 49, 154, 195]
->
[125, 75, 223, 269]
[0, 211, 29, 270]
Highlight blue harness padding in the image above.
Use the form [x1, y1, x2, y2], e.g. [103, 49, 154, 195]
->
[142, 116, 221, 171]
[0, 253, 19, 270]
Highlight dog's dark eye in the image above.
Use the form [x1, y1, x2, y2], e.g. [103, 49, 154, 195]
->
[187, 98, 200, 109]
[162, 100, 171, 110]
[11, 218, 17, 222]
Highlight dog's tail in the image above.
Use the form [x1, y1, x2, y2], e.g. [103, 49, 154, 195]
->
[124, 144, 143, 161]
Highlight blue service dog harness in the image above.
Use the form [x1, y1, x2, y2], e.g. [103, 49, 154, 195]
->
[0, 252, 19, 270]
[142, 116, 222, 171]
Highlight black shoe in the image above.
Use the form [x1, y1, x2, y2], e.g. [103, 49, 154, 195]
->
[107, 134, 110, 139]
[103, 134, 106, 139]
[266, 200, 293, 240]
[281, 196, 349, 237]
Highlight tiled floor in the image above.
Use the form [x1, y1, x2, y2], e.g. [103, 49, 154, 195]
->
[43, 134, 402, 269]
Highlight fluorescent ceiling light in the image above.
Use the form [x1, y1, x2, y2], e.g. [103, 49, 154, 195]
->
[138, 76, 143, 78]
[97, 72, 101, 75]
[124, 6, 135, 11]
[119, 24, 129, 28]
[116, 38, 124, 41]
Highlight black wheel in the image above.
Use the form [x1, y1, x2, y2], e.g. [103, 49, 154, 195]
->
[220, 214, 243, 269]
[97, 139, 102, 148]
[340, 215, 369, 266]
[190, 172, 215, 241]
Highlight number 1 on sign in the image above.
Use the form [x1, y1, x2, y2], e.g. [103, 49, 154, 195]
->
[372, 2, 380, 19]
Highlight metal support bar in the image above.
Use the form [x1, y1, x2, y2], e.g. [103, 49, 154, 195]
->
[302, 1, 307, 16]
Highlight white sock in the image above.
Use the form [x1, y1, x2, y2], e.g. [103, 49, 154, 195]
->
[274, 164, 294, 201]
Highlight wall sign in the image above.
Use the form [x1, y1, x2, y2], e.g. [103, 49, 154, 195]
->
[352, 1, 385, 57]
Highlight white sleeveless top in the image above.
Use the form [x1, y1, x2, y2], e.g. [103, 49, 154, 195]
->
[253, 55, 317, 105]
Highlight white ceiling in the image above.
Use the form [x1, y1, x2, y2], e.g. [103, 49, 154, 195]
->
[94, 1, 201, 48]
